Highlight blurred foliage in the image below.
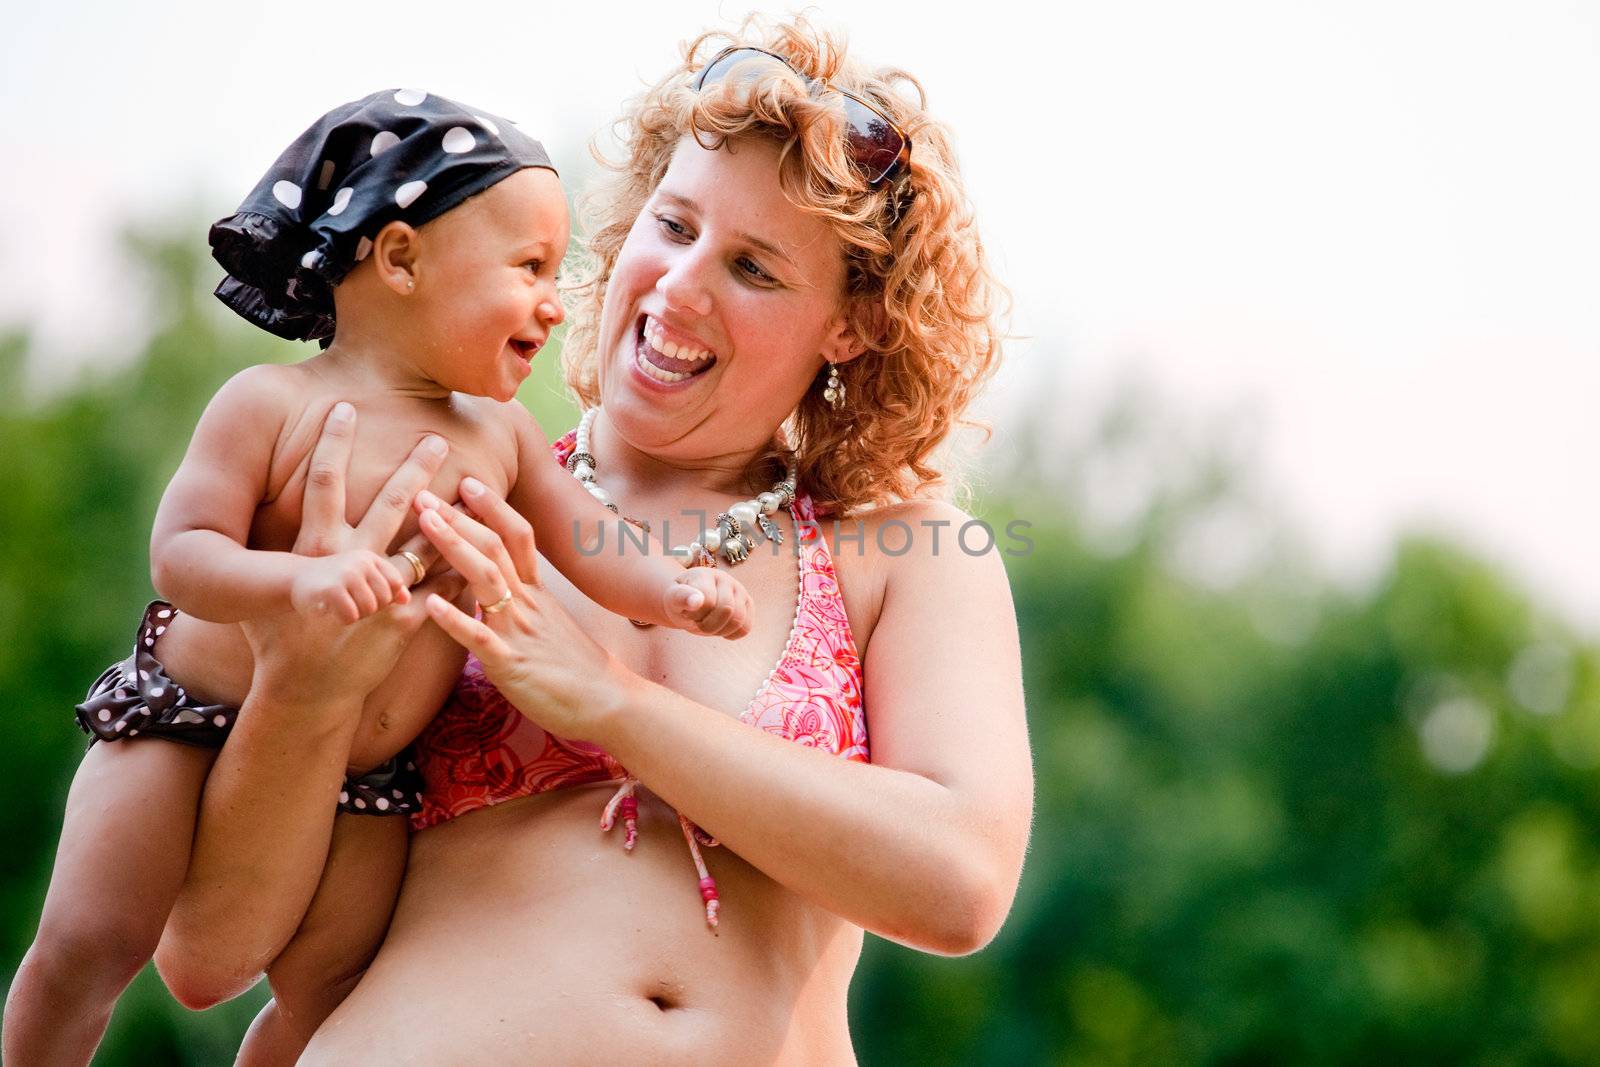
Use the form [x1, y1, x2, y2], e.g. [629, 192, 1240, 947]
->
[1, 224, 1596, 1064]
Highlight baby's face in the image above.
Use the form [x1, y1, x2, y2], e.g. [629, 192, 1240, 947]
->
[410, 167, 569, 402]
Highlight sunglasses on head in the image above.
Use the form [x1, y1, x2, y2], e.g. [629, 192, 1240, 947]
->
[692, 46, 912, 188]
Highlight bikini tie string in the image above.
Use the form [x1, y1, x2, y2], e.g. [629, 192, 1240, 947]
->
[600, 776, 721, 930]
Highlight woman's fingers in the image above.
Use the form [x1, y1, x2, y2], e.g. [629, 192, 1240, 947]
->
[297, 403, 356, 555]
[425, 593, 510, 660]
[417, 489, 525, 592]
[414, 567, 468, 608]
[458, 477, 542, 586]
[390, 547, 431, 590]
[417, 506, 512, 610]
[356, 434, 450, 548]
[390, 502, 468, 584]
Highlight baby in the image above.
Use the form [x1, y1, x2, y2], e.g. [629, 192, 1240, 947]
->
[5, 90, 748, 1064]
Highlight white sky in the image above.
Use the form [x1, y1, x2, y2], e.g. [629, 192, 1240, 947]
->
[3, 0, 1597, 626]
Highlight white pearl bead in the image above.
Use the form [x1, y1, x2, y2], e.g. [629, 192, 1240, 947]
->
[730, 501, 759, 527]
[671, 545, 694, 567]
[699, 528, 722, 552]
[585, 483, 612, 506]
[758, 492, 780, 514]
[573, 460, 594, 480]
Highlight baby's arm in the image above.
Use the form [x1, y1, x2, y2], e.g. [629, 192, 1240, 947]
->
[504, 406, 750, 638]
[150, 372, 407, 623]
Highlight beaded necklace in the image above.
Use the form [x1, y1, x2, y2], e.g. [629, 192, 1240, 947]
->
[566, 407, 798, 568]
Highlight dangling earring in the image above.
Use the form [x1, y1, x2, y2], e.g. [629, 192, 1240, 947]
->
[822, 361, 845, 411]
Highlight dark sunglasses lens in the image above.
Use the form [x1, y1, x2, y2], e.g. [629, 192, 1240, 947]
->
[838, 95, 907, 185]
[694, 48, 787, 92]
[695, 49, 908, 186]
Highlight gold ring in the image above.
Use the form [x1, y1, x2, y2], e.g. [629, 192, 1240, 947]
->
[400, 550, 427, 586]
[483, 590, 514, 614]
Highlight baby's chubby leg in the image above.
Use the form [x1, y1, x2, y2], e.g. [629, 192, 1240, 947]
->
[234, 812, 409, 1065]
[3, 739, 215, 1066]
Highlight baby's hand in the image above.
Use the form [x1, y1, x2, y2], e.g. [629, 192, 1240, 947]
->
[290, 550, 410, 623]
[664, 567, 752, 639]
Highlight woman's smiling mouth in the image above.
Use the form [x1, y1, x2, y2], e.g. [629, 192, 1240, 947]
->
[634, 313, 717, 384]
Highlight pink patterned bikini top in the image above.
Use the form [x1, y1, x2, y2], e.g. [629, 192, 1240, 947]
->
[410, 430, 869, 927]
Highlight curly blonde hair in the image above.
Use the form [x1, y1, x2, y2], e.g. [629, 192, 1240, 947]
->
[562, 13, 1005, 516]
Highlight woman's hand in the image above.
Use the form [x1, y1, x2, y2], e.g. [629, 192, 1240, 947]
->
[413, 479, 640, 743]
[240, 402, 462, 709]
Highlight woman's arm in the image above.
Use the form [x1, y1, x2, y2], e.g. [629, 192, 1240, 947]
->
[421, 487, 1033, 955]
[153, 410, 457, 1008]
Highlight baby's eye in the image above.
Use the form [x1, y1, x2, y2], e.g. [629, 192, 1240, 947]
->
[524, 259, 544, 274]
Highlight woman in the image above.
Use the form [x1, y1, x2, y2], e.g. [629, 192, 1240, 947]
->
[157, 16, 1031, 1063]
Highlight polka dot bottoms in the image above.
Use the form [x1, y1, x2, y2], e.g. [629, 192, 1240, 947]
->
[76, 601, 237, 746]
[75, 601, 422, 817]
[209, 88, 556, 345]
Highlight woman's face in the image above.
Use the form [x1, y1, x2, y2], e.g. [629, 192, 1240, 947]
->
[595, 134, 856, 461]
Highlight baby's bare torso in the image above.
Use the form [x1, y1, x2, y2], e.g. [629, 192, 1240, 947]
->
[251, 372, 517, 553]
[161, 363, 525, 770]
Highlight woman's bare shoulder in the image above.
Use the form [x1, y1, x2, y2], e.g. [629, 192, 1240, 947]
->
[823, 497, 1010, 657]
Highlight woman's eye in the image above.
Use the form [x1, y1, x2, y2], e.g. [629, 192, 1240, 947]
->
[657, 214, 690, 239]
[737, 257, 776, 284]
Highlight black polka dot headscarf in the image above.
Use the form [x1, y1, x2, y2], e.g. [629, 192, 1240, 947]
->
[210, 88, 557, 345]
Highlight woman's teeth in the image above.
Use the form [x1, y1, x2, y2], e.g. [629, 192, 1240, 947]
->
[637, 315, 715, 383]
[636, 350, 694, 383]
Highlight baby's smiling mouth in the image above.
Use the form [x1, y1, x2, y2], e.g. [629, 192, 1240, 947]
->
[634, 314, 717, 383]
[508, 339, 540, 361]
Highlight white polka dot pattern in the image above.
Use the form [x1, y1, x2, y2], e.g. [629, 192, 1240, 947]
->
[212, 88, 554, 343]
[75, 603, 425, 815]
[272, 181, 302, 209]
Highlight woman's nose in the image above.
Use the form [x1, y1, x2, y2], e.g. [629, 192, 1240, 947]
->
[656, 251, 713, 317]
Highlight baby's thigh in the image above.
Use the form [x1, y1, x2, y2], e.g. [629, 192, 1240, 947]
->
[267, 813, 408, 1034]
[348, 621, 466, 770]
[38, 740, 216, 954]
